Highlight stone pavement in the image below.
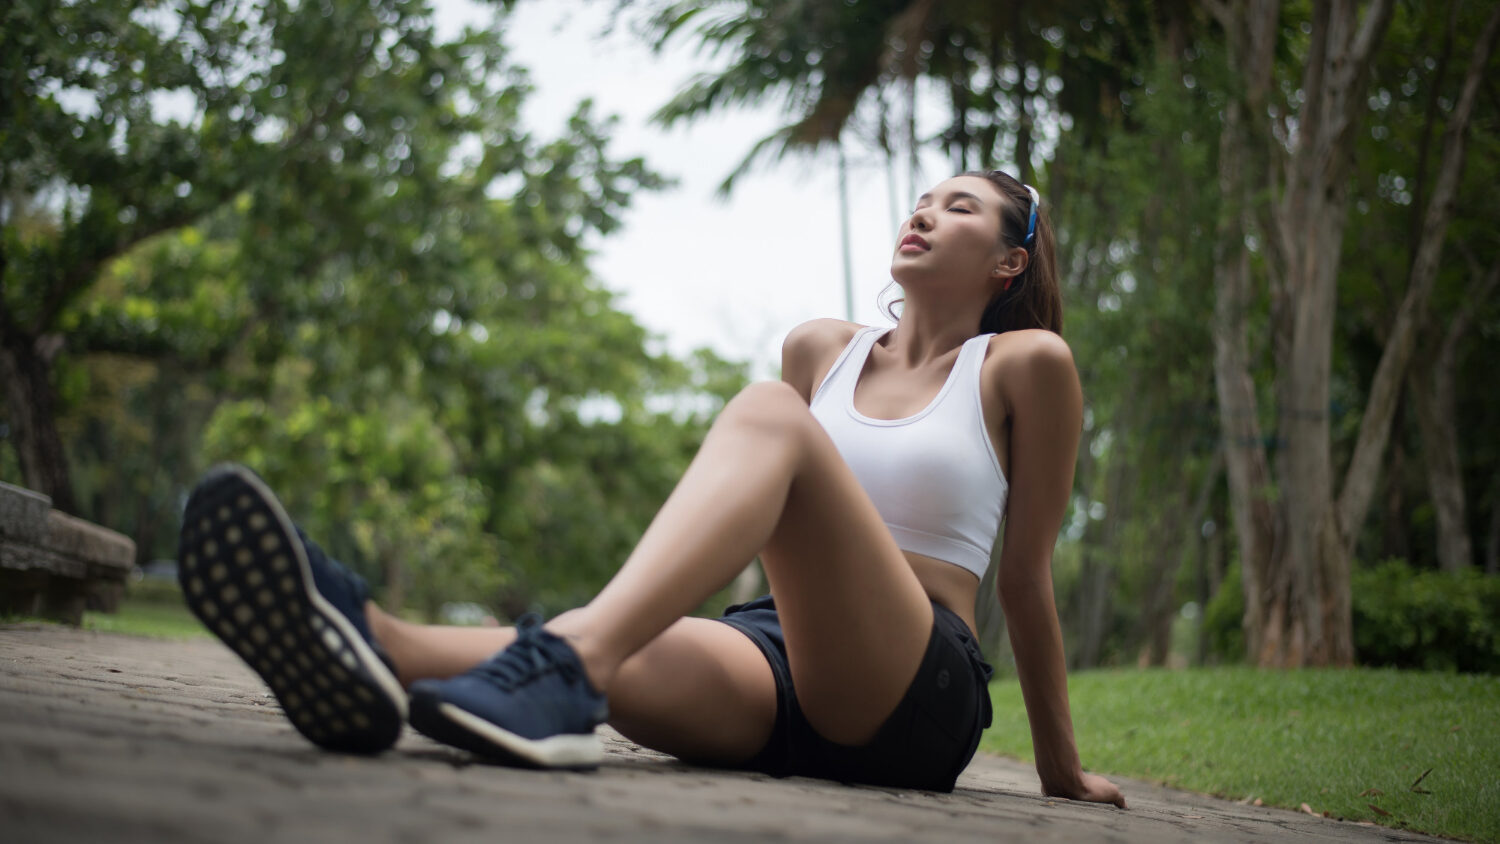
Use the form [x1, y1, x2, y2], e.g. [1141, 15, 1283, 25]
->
[0, 624, 1443, 843]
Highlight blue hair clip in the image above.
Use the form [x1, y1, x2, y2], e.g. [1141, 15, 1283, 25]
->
[1023, 184, 1039, 245]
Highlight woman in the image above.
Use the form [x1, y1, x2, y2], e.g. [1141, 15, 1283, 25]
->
[177, 171, 1125, 806]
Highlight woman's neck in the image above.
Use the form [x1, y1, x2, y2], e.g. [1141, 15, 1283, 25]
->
[883, 296, 986, 367]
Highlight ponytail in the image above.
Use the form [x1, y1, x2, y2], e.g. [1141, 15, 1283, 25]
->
[969, 170, 1062, 336]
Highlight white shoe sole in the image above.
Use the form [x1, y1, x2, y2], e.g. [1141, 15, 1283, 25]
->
[178, 465, 407, 752]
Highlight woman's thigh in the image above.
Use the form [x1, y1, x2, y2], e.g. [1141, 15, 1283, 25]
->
[606, 616, 777, 765]
[754, 387, 937, 746]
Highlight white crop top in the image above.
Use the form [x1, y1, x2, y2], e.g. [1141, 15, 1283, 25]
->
[809, 326, 1009, 579]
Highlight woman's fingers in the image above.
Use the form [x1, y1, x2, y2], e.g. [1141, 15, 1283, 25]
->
[1082, 772, 1127, 808]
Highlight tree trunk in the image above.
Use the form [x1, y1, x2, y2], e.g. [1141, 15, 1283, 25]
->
[1071, 447, 1131, 669]
[837, 141, 855, 322]
[1195, 494, 1228, 666]
[1144, 450, 1224, 666]
[1071, 543, 1114, 670]
[1380, 410, 1410, 561]
[1012, 1, 1033, 184]
[1141, 515, 1182, 667]
[1411, 363, 1469, 571]
[1413, 254, 1500, 571]
[0, 334, 77, 513]
[1334, 1, 1500, 561]
[1210, 91, 1277, 663]
[1209, 0, 1400, 666]
[1487, 487, 1500, 576]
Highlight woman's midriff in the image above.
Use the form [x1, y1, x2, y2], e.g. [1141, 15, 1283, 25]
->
[906, 551, 982, 638]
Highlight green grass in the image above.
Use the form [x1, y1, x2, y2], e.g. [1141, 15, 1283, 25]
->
[74, 578, 208, 639]
[83, 596, 208, 639]
[5, 587, 208, 639]
[982, 668, 1500, 842]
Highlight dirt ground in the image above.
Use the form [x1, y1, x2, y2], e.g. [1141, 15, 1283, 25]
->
[0, 624, 1444, 843]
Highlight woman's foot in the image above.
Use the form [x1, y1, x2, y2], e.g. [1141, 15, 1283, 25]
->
[407, 616, 608, 768]
[177, 464, 407, 753]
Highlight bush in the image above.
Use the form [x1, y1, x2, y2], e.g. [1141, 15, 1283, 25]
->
[1352, 560, 1500, 674]
[1195, 560, 1499, 673]
[1201, 561, 1244, 663]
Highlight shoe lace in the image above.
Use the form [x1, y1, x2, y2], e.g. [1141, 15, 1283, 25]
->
[473, 616, 583, 691]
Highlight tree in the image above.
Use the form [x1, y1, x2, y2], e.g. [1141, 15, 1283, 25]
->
[2, 0, 519, 510]
[4, 0, 747, 617]
[1206, 0, 1499, 665]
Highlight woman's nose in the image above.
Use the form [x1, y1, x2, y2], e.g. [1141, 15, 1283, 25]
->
[908, 207, 931, 231]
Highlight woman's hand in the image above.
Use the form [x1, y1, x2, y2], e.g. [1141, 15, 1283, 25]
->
[1045, 772, 1127, 809]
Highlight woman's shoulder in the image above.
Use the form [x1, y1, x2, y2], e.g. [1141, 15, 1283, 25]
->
[781, 319, 865, 400]
[782, 318, 864, 365]
[984, 329, 1075, 367]
[983, 329, 1079, 399]
[784, 318, 864, 348]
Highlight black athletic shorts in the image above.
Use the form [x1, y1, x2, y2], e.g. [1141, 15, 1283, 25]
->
[715, 594, 993, 792]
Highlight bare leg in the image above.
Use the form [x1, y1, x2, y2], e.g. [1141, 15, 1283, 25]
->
[379, 382, 931, 752]
[367, 604, 775, 763]
[548, 381, 933, 746]
[366, 603, 514, 687]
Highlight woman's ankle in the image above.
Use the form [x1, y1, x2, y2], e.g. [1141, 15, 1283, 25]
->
[363, 601, 410, 683]
[544, 610, 619, 694]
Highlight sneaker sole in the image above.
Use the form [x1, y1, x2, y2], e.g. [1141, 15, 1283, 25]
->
[407, 691, 603, 769]
[177, 465, 407, 753]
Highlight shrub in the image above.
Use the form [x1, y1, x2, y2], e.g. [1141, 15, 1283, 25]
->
[1352, 560, 1500, 674]
[1196, 560, 1499, 673]
[1201, 562, 1244, 663]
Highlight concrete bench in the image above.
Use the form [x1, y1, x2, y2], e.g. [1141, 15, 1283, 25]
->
[0, 481, 135, 624]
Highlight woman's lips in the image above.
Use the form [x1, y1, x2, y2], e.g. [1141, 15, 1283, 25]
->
[899, 234, 930, 253]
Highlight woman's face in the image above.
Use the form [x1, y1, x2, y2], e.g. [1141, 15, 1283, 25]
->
[890, 175, 1012, 292]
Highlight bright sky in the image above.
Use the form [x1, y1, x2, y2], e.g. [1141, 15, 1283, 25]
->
[441, 0, 953, 376]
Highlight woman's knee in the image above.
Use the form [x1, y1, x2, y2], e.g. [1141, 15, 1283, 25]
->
[716, 381, 816, 441]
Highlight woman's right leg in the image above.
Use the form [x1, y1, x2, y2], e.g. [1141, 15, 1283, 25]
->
[409, 381, 934, 763]
[548, 380, 935, 747]
[370, 606, 776, 764]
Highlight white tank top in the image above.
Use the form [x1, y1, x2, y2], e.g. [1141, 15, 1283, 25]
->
[810, 326, 1009, 579]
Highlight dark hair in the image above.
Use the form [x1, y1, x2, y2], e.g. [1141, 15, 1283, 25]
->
[882, 171, 1064, 336]
[969, 170, 1062, 335]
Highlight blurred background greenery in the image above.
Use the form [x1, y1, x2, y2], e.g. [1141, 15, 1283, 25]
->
[3, 0, 1497, 676]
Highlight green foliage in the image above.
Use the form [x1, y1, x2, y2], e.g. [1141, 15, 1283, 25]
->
[1334, 0, 1500, 570]
[1201, 561, 1245, 662]
[4, 0, 746, 620]
[11, 0, 1497, 647]
[1202, 560, 1500, 674]
[200, 357, 506, 621]
[1352, 561, 1500, 674]
[639, 0, 911, 189]
[982, 668, 1500, 843]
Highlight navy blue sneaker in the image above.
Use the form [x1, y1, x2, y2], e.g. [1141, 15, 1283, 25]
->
[407, 616, 607, 768]
[177, 464, 407, 753]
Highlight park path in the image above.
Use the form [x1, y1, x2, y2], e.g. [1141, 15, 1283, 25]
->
[0, 624, 1443, 843]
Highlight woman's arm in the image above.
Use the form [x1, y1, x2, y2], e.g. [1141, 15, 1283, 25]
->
[993, 332, 1126, 808]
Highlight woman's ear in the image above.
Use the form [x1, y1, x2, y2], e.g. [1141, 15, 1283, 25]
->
[992, 246, 1030, 287]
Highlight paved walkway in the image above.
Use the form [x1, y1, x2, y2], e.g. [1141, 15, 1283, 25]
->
[0, 624, 1442, 843]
